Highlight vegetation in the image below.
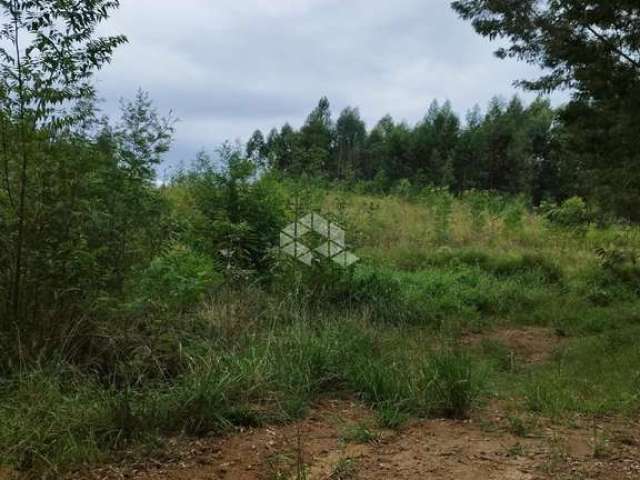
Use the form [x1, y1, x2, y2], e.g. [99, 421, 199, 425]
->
[2, 180, 639, 474]
[0, 0, 639, 477]
[452, 0, 640, 220]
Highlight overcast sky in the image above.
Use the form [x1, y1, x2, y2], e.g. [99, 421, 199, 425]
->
[95, 0, 566, 175]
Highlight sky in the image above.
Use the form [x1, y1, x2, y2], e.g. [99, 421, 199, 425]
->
[95, 0, 567, 175]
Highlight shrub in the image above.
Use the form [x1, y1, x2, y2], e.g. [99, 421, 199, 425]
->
[391, 178, 413, 198]
[541, 196, 591, 227]
[427, 187, 454, 243]
[173, 147, 288, 275]
[134, 243, 223, 311]
[595, 246, 640, 289]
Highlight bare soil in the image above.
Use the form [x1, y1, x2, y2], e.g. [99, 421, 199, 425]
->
[49, 399, 640, 480]
[461, 326, 565, 364]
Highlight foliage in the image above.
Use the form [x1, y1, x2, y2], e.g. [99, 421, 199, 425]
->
[450, 0, 640, 94]
[133, 244, 223, 312]
[1, 186, 640, 474]
[595, 246, 640, 290]
[1, 0, 640, 475]
[451, 0, 640, 219]
[172, 145, 288, 276]
[541, 196, 591, 228]
[0, 2, 179, 369]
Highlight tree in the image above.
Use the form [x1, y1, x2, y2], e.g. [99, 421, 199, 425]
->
[451, 0, 640, 218]
[451, 1, 640, 95]
[453, 105, 486, 191]
[427, 101, 460, 186]
[480, 96, 536, 194]
[266, 123, 300, 173]
[246, 129, 267, 169]
[525, 97, 558, 204]
[299, 97, 334, 175]
[97, 90, 174, 290]
[363, 115, 395, 182]
[0, 0, 126, 328]
[335, 107, 367, 180]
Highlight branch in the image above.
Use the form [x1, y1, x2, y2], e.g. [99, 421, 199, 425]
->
[585, 25, 640, 70]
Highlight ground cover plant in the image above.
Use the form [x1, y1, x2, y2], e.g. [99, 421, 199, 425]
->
[2, 180, 640, 476]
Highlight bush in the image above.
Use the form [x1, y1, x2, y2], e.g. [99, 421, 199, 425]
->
[134, 243, 223, 311]
[172, 147, 288, 275]
[391, 178, 414, 198]
[541, 196, 591, 227]
[595, 246, 640, 289]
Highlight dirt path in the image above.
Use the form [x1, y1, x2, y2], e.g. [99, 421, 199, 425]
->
[5, 328, 638, 480]
[62, 399, 640, 480]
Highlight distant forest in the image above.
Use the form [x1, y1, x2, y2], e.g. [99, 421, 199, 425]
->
[245, 93, 636, 221]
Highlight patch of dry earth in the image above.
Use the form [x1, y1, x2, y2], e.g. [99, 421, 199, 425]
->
[34, 399, 638, 480]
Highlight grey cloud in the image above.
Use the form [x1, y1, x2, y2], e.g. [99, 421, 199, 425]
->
[95, 0, 568, 167]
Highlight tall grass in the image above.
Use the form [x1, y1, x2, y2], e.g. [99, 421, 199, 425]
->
[0, 313, 487, 469]
[2, 187, 640, 473]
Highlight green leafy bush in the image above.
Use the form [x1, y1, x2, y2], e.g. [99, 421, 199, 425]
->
[172, 146, 288, 275]
[135, 243, 223, 311]
[541, 196, 591, 227]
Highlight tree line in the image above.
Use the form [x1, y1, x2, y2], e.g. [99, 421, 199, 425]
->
[243, 0, 640, 222]
[247, 96, 559, 202]
[247, 90, 636, 221]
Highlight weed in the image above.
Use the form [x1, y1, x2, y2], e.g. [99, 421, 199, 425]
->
[421, 350, 487, 419]
[480, 340, 516, 372]
[341, 423, 379, 444]
[376, 403, 409, 429]
[506, 414, 537, 438]
[543, 434, 568, 475]
[506, 442, 526, 458]
[591, 424, 610, 459]
[329, 457, 358, 479]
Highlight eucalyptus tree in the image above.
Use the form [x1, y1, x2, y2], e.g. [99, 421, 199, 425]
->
[95, 90, 174, 292]
[0, 0, 125, 351]
[451, 0, 640, 218]
[246, 129, 268, 169]
[335, 107, 367, 180]
[299, 97, 334, 175]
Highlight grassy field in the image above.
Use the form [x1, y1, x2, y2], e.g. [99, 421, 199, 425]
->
[1, 186, 640, 476]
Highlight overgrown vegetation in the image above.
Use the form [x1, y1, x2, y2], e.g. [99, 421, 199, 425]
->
[1, 0, 640, 477]
[2, 180, 639, 474]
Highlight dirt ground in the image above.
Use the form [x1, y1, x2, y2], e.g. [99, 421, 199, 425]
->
[461, 326, 566, 364]
[5, 327, 640, 480]
[58, 398, 640, 480]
